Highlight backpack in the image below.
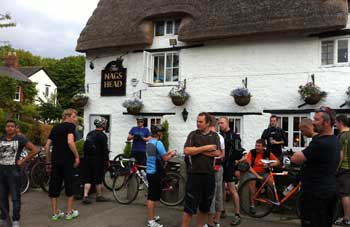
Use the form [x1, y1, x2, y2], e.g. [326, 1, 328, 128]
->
[146, 141, 164, 173]
[225, 131, 244, 161]
[250, 149, 270, 168]
[83, 133, 97, 156]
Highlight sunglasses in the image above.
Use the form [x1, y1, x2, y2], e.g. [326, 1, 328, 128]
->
[316, 106, 335, 124]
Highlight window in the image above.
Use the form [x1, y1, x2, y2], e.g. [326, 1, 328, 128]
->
[15, 113, 20, 120]
[276, 115, 308, 148]
[144, 51, 180, 84]
[45, 85, 50, 97]
[14, 86, 21, 102]
[215, 116, 242, 135]
[143, 117, 162, 128]
[155, 19, 181, 36]
[321, 39, 349, 65]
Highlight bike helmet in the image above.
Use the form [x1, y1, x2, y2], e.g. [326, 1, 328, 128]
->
[151, 124, 164, 134]
[94, 118, 107, 128]
[136, 116, 144, 121]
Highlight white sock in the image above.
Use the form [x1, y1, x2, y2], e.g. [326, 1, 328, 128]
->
[148, 220, 155, 224]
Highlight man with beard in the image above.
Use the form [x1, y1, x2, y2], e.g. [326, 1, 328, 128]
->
[292, 107, 340, 227]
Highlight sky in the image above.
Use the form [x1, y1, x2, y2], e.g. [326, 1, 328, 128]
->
[0, 0, 100, 58]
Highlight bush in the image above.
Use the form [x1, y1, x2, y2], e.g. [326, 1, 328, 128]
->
[123, 141, 132, 157]
[39, 124, 53, 146]
[161, 120, 169, 151]
[75, 139, 85, 156]
[26, 122, 41, 145]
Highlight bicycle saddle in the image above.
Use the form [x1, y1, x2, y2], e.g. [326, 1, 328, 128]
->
[260, 159, 277, 164]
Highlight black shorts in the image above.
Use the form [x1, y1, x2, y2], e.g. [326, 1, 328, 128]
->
[223, 163, 236, 183]
[147, 173, 161, 201]
[131, 151, 146, 166]
[184, 174, 215, 215]
[336, 168, 350, 197]
[49, 161, 74, 197]
[80, 157, 105, 185]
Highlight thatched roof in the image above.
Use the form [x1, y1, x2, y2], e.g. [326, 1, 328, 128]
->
[76, 0, 348, 52]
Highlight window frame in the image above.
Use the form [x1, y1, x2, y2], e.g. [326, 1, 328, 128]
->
[143, 117, 162, 128]
[14, 86, 21, 102]
[321, 37, 350, 66]
[214, 116, 243, 135]
[154, 19, 181, 37]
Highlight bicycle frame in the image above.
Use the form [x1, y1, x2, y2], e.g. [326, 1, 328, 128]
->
[253, 171, 301, 206]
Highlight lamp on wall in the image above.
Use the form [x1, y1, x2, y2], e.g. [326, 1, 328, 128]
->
[131, 78, 139, 87]
[89, 56, 99, 70]
[182, 108, 188, 122]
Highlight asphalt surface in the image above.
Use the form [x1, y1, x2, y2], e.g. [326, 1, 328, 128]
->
[15, 188, 302, 227]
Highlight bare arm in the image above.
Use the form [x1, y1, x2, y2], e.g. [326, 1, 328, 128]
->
[44, 139, 52, 163]
[162, 150, 176, 161]
[143, 136, 152, 142]
[249, 167, 263, 179]
[202, 150, 221, 157]
[184, 144, 216, 156]
[291, 151, 307, 165]
[17, 142, 39, 165]
[127, 134, 134, 141]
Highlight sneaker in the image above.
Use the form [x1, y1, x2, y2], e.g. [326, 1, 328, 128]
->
[220, 211, 227, 219]
[147, 220, 163, 227]
[51, 210, 64, 221]
[249, 206, 256, 215]
[82, 196, 92, 204]
[96, 196, 111, 202]
[214, 224, 221, 227]
[65, 210, 79, 220]
[153, 216, 160, 222]
[230, 215, 241, 226]
[12, 221, 20, 227]
[334, 217, 350, 226]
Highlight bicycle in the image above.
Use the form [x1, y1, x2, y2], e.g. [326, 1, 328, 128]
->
[103, 154, 126, 191]
[238, 159, 301, 218]
[112, 157, 186, 206]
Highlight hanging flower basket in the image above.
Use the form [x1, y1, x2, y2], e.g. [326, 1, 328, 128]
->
[231, 87, 251, 106]
[234, 95, 251, 106]
[71, 94, 89, 107]
[298, 82, 326, 105]
[127, 107, 142, 115]
[122, 97, 143, 115]
[169, 82, 190, 106]
[304, 93, 322, 105]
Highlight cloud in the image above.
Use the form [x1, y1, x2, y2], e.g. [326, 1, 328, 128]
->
[0, 0, 99, 58]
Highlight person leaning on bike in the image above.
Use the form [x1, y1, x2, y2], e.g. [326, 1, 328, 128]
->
[0, 120, 38, 227]
[127, 117, 152, 165]
[81, 118, 110, 204]
[145, 125, 176, 227]
[292, 106, 340, 227]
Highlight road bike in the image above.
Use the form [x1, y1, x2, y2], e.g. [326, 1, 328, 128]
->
[112, 157, 185, 206]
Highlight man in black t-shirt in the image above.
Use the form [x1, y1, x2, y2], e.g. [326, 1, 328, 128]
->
[292, 106, 340, 227]
[45, 108, 80, 221]
[0, 120, 38, 227]
[261, 115, 287, 161]
[81, 118, 110, 204]
[181, 112, 221, 227]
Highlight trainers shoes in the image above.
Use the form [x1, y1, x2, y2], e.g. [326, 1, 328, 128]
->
[230, 215, 241, 226]
[153, 216, 160, 222]
[147, 220, 163, 227]
[51, 210, 65, 221]
[334, 217, 350, 226]
[65, 210, 79, 220]
[96, 196, 111, 202]
[249, 206, 256, 215]
[82, 196, 92, 204]
[12, 221, 20, 227]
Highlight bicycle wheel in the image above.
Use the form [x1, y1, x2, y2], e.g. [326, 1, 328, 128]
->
[20, 169, 30, 194]
[112, 174, 139, 204]
[30, 161, 49, 189]
[103, 168, 115, 191]
[160, 172, 186, 206]
[238, 178, 275, 218]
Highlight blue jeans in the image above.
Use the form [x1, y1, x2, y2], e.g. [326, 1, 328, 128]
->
[0, 165, 21, 221]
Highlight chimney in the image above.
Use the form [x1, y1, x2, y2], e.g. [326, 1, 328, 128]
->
[5, 51, 19, 69]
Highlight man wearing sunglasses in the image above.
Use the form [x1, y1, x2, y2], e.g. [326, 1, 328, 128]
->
[127, 117, 152, 165]
[292, 106, 340, 227]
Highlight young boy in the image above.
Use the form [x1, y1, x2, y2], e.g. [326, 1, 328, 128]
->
[146, 125, 176, 227]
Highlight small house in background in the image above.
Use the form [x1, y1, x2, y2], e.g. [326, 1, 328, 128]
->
[76, 0, 350, 156]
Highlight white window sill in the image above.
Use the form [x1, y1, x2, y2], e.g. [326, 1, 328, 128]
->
[148, 82, 179, 87]
[319, 63, 350, 68]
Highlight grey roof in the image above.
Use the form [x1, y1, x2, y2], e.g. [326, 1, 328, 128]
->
[0, 66, 31, 82]
[19, 66, 43, 77]
[76, 0, 348, 52]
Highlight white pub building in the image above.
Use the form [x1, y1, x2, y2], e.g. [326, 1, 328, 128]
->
[76, 0, 350, 156]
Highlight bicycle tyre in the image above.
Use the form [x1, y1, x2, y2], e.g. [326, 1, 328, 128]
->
[30, 161, 48, 189]
[112, 174, 139, 204]
[160, 172, 186, 206]
[103, 168, 115, 191]
[238, 178, 275, 218]
[20, 169, 30, 194]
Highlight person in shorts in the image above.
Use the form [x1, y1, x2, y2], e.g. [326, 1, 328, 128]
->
[45, 109, 80, 221]
[146, 125, 176, 227]
[127, 117, 151, 165]
[334, 114, 350, 226]
[182, 112, 221, 227]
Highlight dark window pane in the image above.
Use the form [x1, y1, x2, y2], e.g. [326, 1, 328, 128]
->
[166, 21, 173, 34]
[293, 133, 301, 147]
[158, 55, 164, 82]
[293, 117, 300, 131]
[338, 40, 348, 63]
[174, 19, 181, 34]
[321, 41, 334, 65]
[173, 54, 179, 67]
[166, 54, 172, 67]
[282, 117, 289, 132]
[155, 21, 164, 36]
[153, 56, 159, 83]
[166, 69, 172, 82]
[173, 68, 179, 81]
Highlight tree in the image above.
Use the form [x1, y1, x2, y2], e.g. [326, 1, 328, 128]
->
[0, 13, 16, 28]
[38, 92, 62, 123]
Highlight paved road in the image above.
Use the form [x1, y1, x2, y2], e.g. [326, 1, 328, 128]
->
[17, 189, 301, 227]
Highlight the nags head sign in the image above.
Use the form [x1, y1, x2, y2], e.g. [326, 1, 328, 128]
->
[101, 60, 126, 96]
